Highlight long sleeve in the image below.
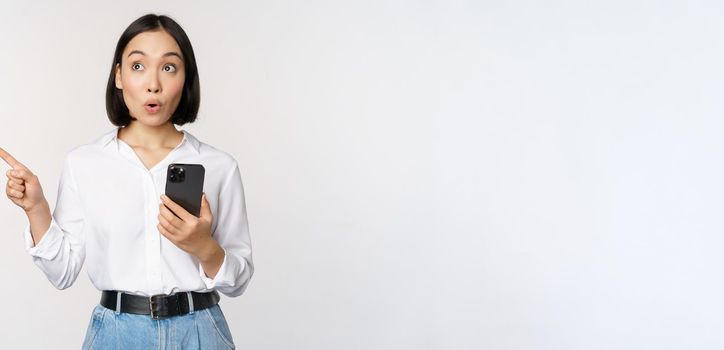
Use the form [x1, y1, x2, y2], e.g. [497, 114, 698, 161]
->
[23, 154, 86, 290]
[198, 161, 254, 297]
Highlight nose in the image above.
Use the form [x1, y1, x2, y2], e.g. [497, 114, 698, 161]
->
[147, 72, 161, 93]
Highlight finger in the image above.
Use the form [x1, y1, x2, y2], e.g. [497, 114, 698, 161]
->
[6, 170, 25, 183]
[158, 211, 182, 235]
[157, 222, 175, 240]
[11, 168, 33, 182]
[6, 187, 23, 199]
[160, 194, 194, 222]
[7, 181, 25, 192]
[6, 172, 24, 185]
[0, 147, 27, 169]
[158, 202, 183, 229]
[199, 192, 213, 221]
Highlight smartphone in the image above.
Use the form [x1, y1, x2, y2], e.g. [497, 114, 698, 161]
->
[164, 163, 205, 217]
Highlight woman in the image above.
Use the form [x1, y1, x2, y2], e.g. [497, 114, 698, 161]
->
[0, 14, 253, 349]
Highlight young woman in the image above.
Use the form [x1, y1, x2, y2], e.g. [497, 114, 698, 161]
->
[0, 14, 253, 349]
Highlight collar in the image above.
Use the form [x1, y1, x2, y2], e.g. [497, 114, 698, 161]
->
[99, 127, 201, 154]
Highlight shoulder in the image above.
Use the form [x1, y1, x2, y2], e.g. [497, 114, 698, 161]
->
[63, 127, 118, 164]
[183, 130, 245, 191]
[186, 130, 239, 171]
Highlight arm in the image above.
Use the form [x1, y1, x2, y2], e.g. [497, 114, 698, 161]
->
[197, 239, 225, 279]
[2, 147, 53, 245]
[198, 162, 254, 297]
[26, 200, 51, 246]
[23, 154, 86, 290]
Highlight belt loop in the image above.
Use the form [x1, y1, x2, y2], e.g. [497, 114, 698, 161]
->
[115, 291, 122, 315]
[186, 292, 195, 314]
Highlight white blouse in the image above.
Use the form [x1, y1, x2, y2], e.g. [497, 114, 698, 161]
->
[22, 127, 254, 297]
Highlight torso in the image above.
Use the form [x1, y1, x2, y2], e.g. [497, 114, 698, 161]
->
[117, 127, 184, 171]
[129, 146, 176, 170]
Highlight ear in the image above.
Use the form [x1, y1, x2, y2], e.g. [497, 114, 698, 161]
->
[114, 63, 123, 89]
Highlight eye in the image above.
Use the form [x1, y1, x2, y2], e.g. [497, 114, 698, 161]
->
[132, 63, 144, 71]
[163, 64, 177, 73]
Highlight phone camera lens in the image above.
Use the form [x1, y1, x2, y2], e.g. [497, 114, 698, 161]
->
[168, 166, 185, 183]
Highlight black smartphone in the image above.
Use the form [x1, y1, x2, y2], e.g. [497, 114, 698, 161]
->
[165, 163, 205, 217]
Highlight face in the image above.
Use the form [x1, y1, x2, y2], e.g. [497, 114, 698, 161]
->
[115, 29, 186, 126]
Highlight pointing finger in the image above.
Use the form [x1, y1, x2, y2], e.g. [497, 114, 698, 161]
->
[0, 147, 27, 170]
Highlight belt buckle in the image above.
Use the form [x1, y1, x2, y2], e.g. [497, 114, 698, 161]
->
[149, 294, 167, 320]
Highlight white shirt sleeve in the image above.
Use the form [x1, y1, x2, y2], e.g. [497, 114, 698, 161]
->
[198, 161, 254, 297]
[23, 154, 86, 290]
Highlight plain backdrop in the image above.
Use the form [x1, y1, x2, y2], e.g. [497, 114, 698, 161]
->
[1, 0, 723, 349]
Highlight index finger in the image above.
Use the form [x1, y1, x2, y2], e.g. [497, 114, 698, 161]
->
[0, 147, 26, 170]
[161, 195, 195, 222]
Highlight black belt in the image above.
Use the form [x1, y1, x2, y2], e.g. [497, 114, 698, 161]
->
[100, 290, 220, 320]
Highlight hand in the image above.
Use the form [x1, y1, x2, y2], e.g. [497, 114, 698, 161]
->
[1, 147, 48, 213]
[157, 192, 216, 259]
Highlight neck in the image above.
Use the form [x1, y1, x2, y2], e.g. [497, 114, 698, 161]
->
[118, 121, 183, 149]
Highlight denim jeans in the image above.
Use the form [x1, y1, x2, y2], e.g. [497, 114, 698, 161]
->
[81, 303, 235, 349]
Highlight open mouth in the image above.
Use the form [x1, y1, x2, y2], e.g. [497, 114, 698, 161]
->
[144, 103, 161, 113]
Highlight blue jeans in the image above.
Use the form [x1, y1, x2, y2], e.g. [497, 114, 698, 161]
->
[81, 303, 236, 349]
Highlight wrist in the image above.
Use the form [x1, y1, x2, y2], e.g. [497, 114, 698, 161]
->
[196, 238, 222, 263]
[25, 200, 50, 216]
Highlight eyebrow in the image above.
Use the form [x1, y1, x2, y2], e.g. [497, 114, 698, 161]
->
[127, 50, 184, 61]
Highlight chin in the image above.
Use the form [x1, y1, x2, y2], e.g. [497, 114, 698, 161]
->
[130, 112, 171, 124]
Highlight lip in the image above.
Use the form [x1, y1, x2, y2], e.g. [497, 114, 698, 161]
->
[145, 105, 161, 113]
[144, 99, 162, 114]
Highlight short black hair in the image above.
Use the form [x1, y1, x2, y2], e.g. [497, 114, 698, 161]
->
[105, 14, 200, 127]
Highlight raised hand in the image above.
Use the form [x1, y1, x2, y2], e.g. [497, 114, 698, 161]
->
[1, 147, 48, 213]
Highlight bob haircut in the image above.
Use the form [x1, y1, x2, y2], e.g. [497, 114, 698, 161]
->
[105, 14, 200, 127]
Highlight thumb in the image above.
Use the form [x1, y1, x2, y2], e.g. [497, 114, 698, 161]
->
[200, 192, 212, 220]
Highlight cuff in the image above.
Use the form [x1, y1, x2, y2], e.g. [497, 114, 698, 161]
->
[23, 219, 63, 260]
[199, 249, 240, 289]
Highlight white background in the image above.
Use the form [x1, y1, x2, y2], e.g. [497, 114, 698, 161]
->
[1, 0, 722, 349]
